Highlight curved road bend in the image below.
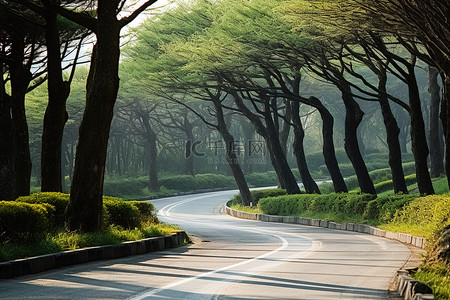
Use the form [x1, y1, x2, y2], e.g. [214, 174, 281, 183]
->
[0, 190, 410, 299]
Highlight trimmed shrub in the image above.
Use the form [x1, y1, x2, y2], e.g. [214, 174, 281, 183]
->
[232, 188, 287, 205]
[127, 201, 159, 224]
[258, 193, 376, 217]
[103, 176, 148, 197]
[15, 192, 69, 227]
[0, 201, 54, 243]
[245, 171, 278, 187]
[387, 195, 450, 238]
[103, 198, 141, 229]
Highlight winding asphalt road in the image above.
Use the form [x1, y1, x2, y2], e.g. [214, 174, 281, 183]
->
[0, 189, 410, 299]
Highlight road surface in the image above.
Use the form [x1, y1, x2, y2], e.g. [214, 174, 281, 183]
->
[0, 190, 410, 299]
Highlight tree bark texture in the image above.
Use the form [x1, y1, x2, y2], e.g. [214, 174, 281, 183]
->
[263, 97, 300, 194]
[406, 66, 435, 195]
[41, 8, 70, 192]
[291, 101, 320, 194]
[377, 71, 408, 194]
[10, 32, 32, 197]
[211, 94, 252, 206]
[67, 0, 121, 231]
[233, 92, 285, 190]
[315, 101, 348, 193]
[341, 85, 376, 195]
[141, 114, 159, 192]
[184, 116, 195, 176]
[0, 81, 15, 200]
[428, 66, 444, 178]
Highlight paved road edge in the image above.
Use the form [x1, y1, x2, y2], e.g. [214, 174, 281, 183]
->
[223, 204, 435, 300]
[0, 231, 189, 280]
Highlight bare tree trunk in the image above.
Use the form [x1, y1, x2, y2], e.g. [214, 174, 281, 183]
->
[378, 69, 408, 194]
[67, 3, 121, 231]
[184, 117, 195, 176]
[341, 85, 376, 195]
[41, 9, 69, 192]
[263, 97, 300, 194]
[141, 114, 159, 192]
[210, 93, 251, 205]
[291, 101, 320, 194]
[428, 66, 444, 178]
[0, 76, 15, 200]
[10, 32, 32, 197]
[406, 65, 434, 195]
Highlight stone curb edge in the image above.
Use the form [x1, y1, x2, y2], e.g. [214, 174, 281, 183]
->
[223, 204, 426, 248]
[223, 205, 435, 300]
[0, 231, 189, 280]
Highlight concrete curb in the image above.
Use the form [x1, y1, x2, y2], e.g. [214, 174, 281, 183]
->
[223, 205, 426, 248]
[397, 270, 434, 300]
[0, 231, 189, 280]
[223, 205, 435, 300]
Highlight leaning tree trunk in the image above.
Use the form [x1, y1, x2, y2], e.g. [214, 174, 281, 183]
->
[443, 73, 450, 188]
[263, 98, 300, 195]
[10, 32, 32, 197]
[291, 101, 320, 194]
[41, 9, 70, 192]
[141, 114, 159, 192]
[67, 7, 121, 232]
[211, 94, 252, 206]
[428, 66, 444, 178]
[341, 86, 376, 195]
[315, 103, 348, 193]
[279, 99, 291, 155]
[184, 116, 195, 176]
[406, 67, 435, 195]
[0, 80, 15, 201]
[377, 70, 408, 194]
[233, 92, 287, 191]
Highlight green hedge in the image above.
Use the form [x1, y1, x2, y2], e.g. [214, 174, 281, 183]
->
[362, 194, 418, 222]
[15, 192, 70, 227]
[258, 192, 419, 223]
[0, 201, 54, 242]
[9, 193, 158, 232]
[159, 173, 236, 191]
[232, 188, 287, 205]
[319, 162, 417, 194]
[374, 174, 417, 194]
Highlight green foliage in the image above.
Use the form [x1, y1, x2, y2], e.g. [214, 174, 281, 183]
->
[15, 192, 70, 227]
[381, 195, 450, 238]
[362, 195, 418, 221]
[232, 188, 287, 205]
[159, 173, 236, 191]
[0, 193, 159, 242]
[258, 193, 376, 217]
[229, 203, 263, 214]
[413, 261, 450, 300]
[103, 199, 141, 229]
[0, 223, 181, 262]
[374, 174, 417, 194]
[245, 171, 278, 187]
[319, 162, 417, 194]
[127, 201, 159, 224]
[0, 201, 54, 243]
[103, 177, 149, 198]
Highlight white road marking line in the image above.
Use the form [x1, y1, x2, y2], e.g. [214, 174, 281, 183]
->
[129, 197, 317, 300]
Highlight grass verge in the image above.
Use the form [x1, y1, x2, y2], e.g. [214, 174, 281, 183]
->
[0, 223, 180, 262]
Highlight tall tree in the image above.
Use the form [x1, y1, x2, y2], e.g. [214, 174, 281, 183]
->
[51, 0, 158, 232]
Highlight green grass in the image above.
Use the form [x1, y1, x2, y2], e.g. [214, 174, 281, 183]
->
[413, 261, 450, 300]
[0, 223, 181, 262]
[230, 203, 263, 214]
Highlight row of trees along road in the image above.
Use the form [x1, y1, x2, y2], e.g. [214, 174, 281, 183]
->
[0, 0, 448, 232]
